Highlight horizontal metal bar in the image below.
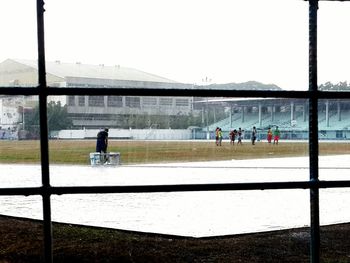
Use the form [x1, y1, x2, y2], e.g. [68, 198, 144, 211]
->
[0, 187, 42, 196]
[309, 0, 350, 1]
[52, 182, 313, 194]
[44, 88, 310, 98]
[2, 86, 350, 99]
[305, 0, 350, 1]
[1, 180, 350, 196]
[0, 87, 40, 96]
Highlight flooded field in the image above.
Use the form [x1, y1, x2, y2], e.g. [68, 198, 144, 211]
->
[0, 155, 349, 237]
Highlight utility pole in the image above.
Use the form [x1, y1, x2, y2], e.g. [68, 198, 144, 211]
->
[202, 76, 212, 140]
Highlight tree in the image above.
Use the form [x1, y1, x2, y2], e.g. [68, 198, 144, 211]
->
[24, 101, 72, 136]
[319, 81, 349, 91]
[47, 101, 72, 131]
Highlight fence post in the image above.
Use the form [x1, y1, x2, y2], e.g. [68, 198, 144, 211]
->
[308, 1, 320, 263]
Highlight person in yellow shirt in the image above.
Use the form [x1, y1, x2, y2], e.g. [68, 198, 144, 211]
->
[218, 128, 223, 146]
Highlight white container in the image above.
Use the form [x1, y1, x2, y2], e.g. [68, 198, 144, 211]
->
[89, 152, 101, 165]
[108, 152, 120, 165]
[90, 152, 120, 166]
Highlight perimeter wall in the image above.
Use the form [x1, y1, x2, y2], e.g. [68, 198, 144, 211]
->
[55, 128, 194, 140]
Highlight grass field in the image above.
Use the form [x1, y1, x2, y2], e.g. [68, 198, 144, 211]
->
[0, 139, 349, 165]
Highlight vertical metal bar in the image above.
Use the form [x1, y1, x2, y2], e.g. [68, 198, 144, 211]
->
[308, 1, 320, 262]
[36, 0, 53, 262]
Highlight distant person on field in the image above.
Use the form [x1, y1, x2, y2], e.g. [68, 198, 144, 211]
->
[237, 128, 243, 145]
[96, 128, 109, 162]
[273, 126, 280, 145]
[218, 128, 223, 146]
[267, 127, 273, 143]
[215, 127, 220, 146]
[251, 126, 257, 145]
[229, 129, 237, 145]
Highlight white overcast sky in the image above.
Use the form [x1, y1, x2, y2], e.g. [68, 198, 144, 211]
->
[1, 0, 349, 90]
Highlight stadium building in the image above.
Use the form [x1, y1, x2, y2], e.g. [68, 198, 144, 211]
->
[0, 59, 198, 130]
[202, 97, 350, 140]
[1, 58, 350, 140]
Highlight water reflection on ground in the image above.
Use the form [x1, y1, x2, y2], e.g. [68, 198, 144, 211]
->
[0, 155, 349, 237]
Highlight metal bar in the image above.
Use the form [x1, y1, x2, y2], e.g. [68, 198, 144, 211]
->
[44, 181, 350, 194]
[2, 86, 350, 100]
[19, 88, 322, 98]
[0, 87, 39, 96]
[0, 88, 323, 98]
[1, 180, 350, 196]
[36, 0, 53, 262]
[308, 1, 320, 262]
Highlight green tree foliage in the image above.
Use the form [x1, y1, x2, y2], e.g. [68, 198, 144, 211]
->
[24, 101, 72, 136]
[24, 105, 40, 138]
[118, 113, 202, 129]
[47, 101, 73, 131]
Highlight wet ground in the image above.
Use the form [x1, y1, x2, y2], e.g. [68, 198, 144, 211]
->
[1, 155, 349, 237]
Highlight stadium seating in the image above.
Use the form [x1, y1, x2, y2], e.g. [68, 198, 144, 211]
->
[205, 108, 350, 140]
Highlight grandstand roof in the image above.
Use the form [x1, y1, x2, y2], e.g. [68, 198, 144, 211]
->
[195, 97, 305, 107]
[202, 81, 282, 91]
[197, 97, 271, 103]
[7, 59, 177, 83]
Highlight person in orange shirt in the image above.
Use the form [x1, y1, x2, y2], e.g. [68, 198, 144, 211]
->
[267, 127, 273, 143]
[215, 127, 219, 146]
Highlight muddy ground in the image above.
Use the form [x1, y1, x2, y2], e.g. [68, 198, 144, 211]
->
[0, 215, 350, 262]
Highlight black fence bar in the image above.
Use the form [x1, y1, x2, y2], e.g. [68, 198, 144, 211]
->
[3, 86, 350, 100]
[308, 0, 320, 262]
[43, 181, 350, 194]
[0, 87, 350, 99]
[2, 180, 350, 196]
[36, 0, 53, 262]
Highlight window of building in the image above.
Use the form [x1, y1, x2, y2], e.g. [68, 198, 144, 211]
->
[143, 97, 157, 106]
[159, 98, 173, 106]
[68, 96, 75, 106]
[88, 96, 104, 107]
[175, 98, 189, 107]
[125, 97, 140, 108]
[78, 96, 85, 106]
[107, 96, 123, 107]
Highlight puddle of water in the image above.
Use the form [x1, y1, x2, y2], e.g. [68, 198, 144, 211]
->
[0, 155, 349, 237]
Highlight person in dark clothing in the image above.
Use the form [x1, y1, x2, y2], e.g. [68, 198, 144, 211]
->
[237, 128, 243, 145]
[96, 128, 109, 162]
[251, 126, 257, 145]
[229, 129, 237, 145]
[215, 127, 220, 146]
